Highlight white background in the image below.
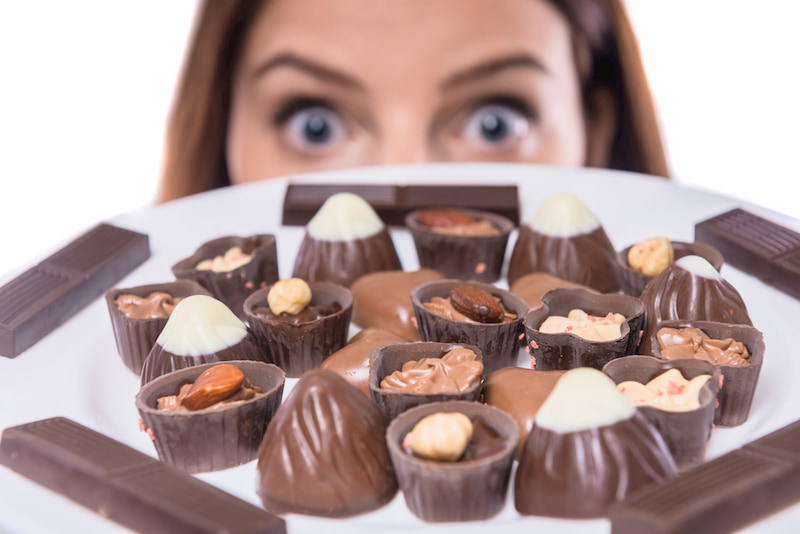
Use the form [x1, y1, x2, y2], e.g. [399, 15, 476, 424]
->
[2, 0, 799, 277]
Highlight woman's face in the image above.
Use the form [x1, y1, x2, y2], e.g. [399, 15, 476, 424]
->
[227, 0, 596, 184]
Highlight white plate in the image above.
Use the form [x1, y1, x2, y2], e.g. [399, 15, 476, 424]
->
[1, 163, 799, 533]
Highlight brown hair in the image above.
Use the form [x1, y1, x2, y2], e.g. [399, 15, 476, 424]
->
[158, 0, 668, 203]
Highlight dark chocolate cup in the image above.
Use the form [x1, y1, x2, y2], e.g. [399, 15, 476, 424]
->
[368, 342, 484, 421]
[411, 280, 527, 375]
[603, 355, 720, 471]
[405, 208, 514, 283]
[386, 400, 519, 522]
[171, 234, 279, 320]
[650, 320, 765, 427]
[243, 281, 353, 378]
[523, 287, 645, 370]
[105, 281, 210, 375]
[616, 241, 724, 297]
[135, 360, 285, 473]
[140, 331, 265, 386]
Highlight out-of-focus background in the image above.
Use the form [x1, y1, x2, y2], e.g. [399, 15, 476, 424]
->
[1, 0, 799, 276]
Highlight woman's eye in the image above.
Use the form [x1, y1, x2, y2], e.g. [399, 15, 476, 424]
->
[280, 105, 347, 152]
[462, 103, 531, 146]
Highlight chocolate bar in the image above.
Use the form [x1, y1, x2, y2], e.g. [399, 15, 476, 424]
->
[281, 183, 520, 226]
[0, 223, 149, 358]
[609, 419, 800, 533]
[695, 208, 800, 300]
[0, 417, 286, 533]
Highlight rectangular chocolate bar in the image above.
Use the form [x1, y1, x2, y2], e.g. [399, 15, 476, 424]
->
[0, 417, 286, 533]
[609, 419, 800, 533]
[0, 223, 150, 358]
[281, 183, 520, 226]
[695, 208, 800, 300]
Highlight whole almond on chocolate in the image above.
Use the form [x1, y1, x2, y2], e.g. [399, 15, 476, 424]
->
[416, 209, 476, 228]
[180, 363, 245, 411]
[450, 285, 504, 323]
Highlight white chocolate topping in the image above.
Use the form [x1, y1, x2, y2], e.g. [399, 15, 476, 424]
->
[675, 255, 723, 281]
[306, 192, 385, 241]
[529, 193, 600, 237]
[535, 367, 635, 433]
[539, 309, 626, 341]
[618, 369, 711, 412]
[155, 294, 248, 356]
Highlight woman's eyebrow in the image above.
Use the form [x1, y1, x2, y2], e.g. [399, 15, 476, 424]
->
[441, 53, 549, 90]
[251, 52, 364, 90]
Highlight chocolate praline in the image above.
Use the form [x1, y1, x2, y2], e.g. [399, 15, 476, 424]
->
[171, 234, 278, 319]
[243, 281, 352, 378]
[256, 369, 397, 517]
[135, 360, 285, 473]
[105, 280, 210, 375]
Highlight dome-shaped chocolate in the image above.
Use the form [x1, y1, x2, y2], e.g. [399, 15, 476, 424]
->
[256, 369, 397, 517]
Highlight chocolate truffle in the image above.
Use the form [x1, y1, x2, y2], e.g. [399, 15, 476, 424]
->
[515, 368, 677, 518]
[320, 327, 410, 396]
[140, 295, 265, 385]
[507, 193, 620, 292]
[244, 280, 352, 378]
[405, 207, 514, 282]
[171, 234, 278, 320]
[256, 369, 397, 517]
[292, 193, 402, 287]
[508, 271, 592, 310]
[136, 360, 285, 473]
[386, 401, 519, 522]
[105, 280, 210, 374]
[350, 269, 445, 340]
[638, 255, 753, 355]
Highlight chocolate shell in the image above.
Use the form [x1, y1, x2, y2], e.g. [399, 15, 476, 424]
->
[508, 271, 592, 310]
[105, 280, 210, 375]
[616, 240, 724, 297]
[638, 256, 753, 355]
[523, 287, 645, 370]
[140, 295, 265, 385]
[135, 360, 285, 473]
[171, 234, 278, 319]
[320, 327, 410, 396]
[386, 401, 519, 522]
[651, 319, 765, 426]
[405, 208, 514, 283]
[603, 355, 720, 470]
[411, 280, 527, 375]
[481, 367, 565, 458]
[507, 194, 619, 292]
[368, 342, 484, 421]
[243, 281, 352, 378]
[256, 369, 397, 517]
[350, 269, 445, 340]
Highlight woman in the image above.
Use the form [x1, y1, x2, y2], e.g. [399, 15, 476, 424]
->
[158, 0, 668, 202]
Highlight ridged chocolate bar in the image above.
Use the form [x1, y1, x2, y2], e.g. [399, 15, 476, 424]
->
[281, 183, 520, 226]
[0, 223, 150, 358]
[609, 419, 800, 533]
[695, 208, 800, 300]
[0, 417, 286, 533]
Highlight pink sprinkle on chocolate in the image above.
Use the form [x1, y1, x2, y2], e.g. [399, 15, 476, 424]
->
[245, 281, 254, 289]
[411, 316, 418, 329]
[146, 427, 155, 441]
[518, 333, 525, 340]
[402, 431, 413, 453]
[474, 262, 487, 274]
[529, 339, 539, 349]
[138, 418, 145, 432]
[530, 356, 536, 369]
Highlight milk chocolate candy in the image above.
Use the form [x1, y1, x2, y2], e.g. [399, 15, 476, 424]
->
[0, 417, 285, 533]
[695, 208, 800, 300]
[610, 419, 800, 534]
[282, 183, 520, 226]
[0, 223, 150, 358]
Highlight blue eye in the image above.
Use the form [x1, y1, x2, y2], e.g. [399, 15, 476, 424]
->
[463, 104, 530, 146]
[282, 106, 346, 151]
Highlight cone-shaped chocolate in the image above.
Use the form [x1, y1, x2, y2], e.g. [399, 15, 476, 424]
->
[638, 256, 752, 355]
[256, 369, 397, 517]
[507, 193, 619, 292]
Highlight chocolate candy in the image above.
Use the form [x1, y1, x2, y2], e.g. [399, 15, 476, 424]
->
[281, 183, 520, 226]
[610, 419, 800, 533]
[0, 417, 285, 533]
[695, 208, 800, 300]
[0, 223, 150, 358]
